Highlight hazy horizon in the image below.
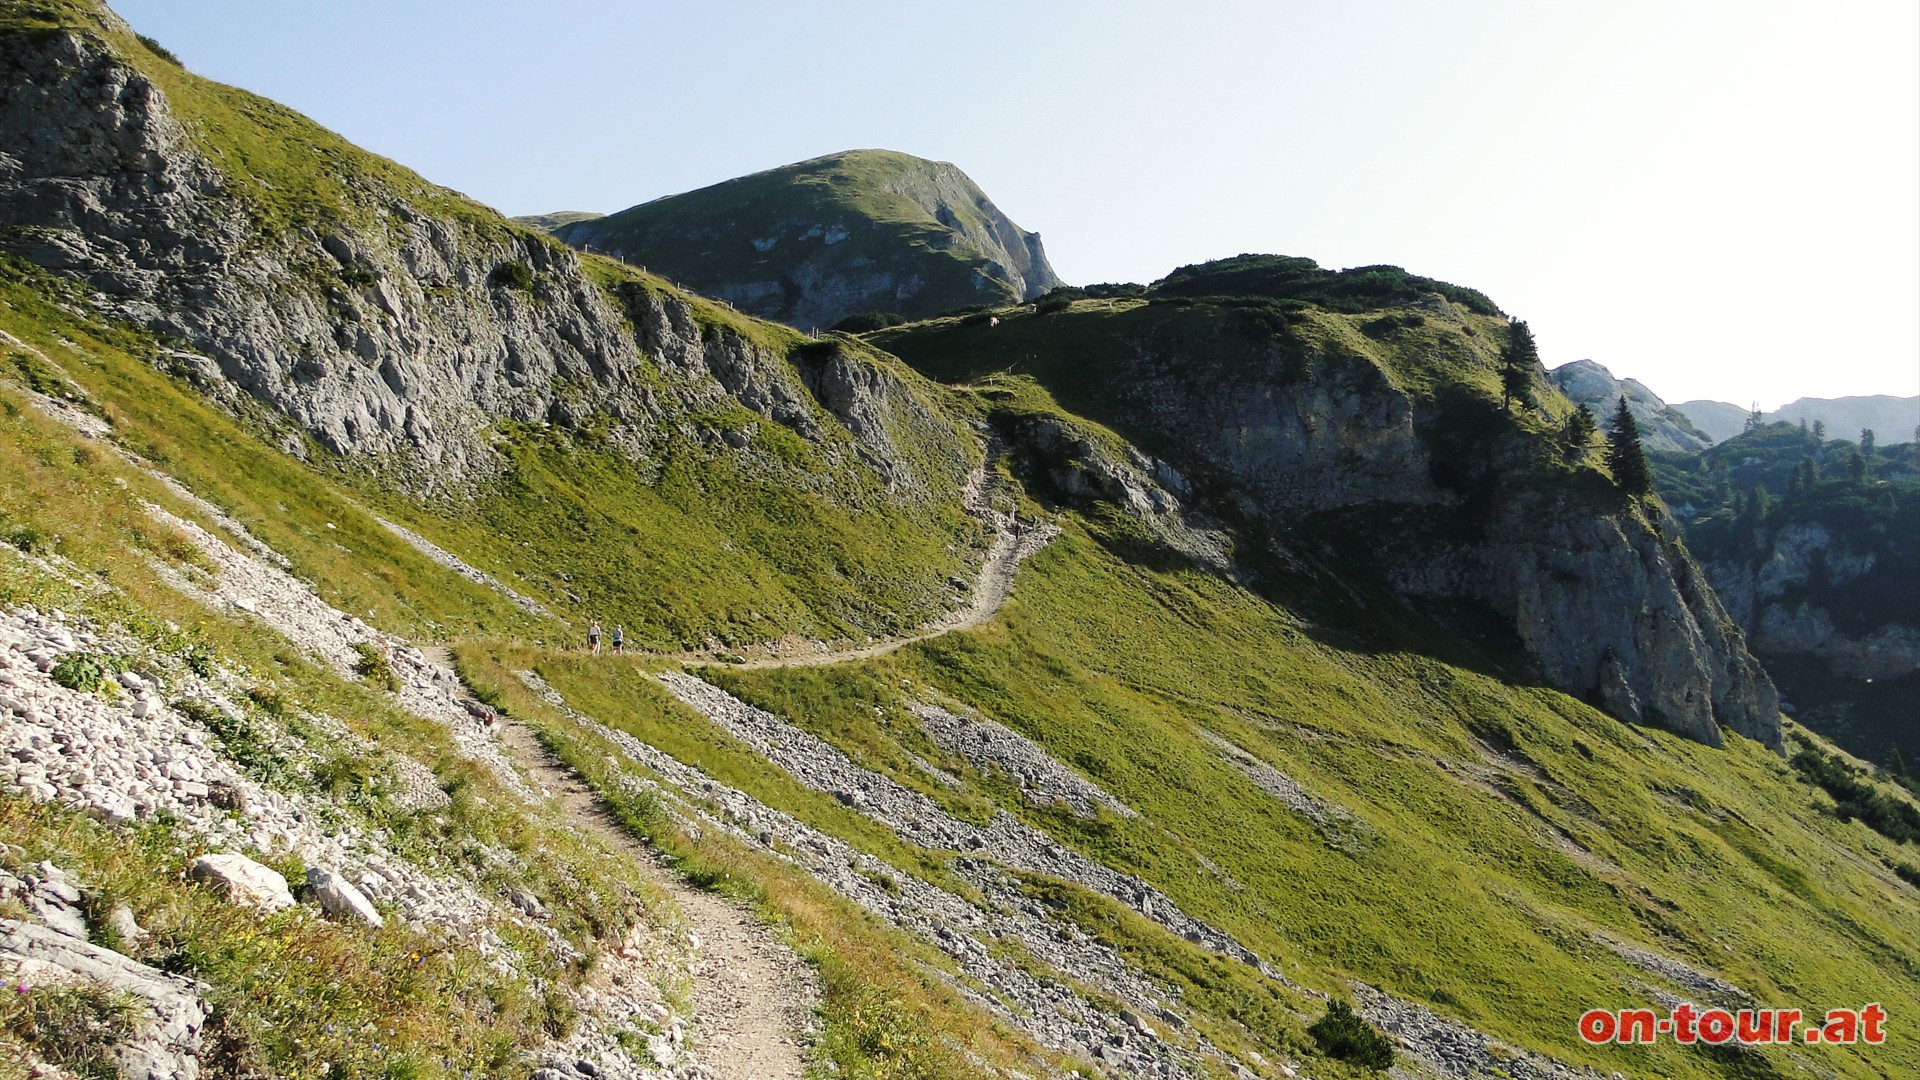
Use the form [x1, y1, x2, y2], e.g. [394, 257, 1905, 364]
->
[112, 0, 1919, 411]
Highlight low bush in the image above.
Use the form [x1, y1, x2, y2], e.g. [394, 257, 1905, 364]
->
[50, 651, 113, 695]
[1307, 1000, 1395, 1070]
[1793, 748, 1920, 844]
[136, 33, 183, 67]
[831, 311, 908, 333]
[351, 641, 399, 692]
[173, 697, 298, 788]
[0, 980, 137, 1079]
[490, 262, 536, 292]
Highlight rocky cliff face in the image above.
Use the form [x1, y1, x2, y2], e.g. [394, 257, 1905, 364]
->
[0, 19, 962, 492]
[546, 150, 1062, 331]
[879, 292, 1782, 750]
[1707, 523, 1920, 682]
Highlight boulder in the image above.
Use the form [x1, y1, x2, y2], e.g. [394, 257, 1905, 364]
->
[303, 867, 383, 928]
[186, 853, 294, 912]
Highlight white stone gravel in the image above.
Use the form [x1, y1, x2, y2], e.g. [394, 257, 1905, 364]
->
[374, 514, 557, 620]
[0, 604, 502, 943]
[659, 672, 1270, 974]
[521, 671, 1215, 1080]
[910, 700, 1136, 819]
[143, 503, 530, 800]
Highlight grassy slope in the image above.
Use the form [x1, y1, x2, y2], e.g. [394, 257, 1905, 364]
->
[0, 340, 675, 1079]
[9, 0, 988, 650]
[7, 8, 1914, 1076]
[700, 513, 1920, 1079]
[0, 262, 1062, 1080]
[454, 645, 1073, 1080]
[0, 254, 980, 654]
[559, 150, 1027, 322]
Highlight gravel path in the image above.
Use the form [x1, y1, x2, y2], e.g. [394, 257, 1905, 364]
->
[471, 654, 816, 1080]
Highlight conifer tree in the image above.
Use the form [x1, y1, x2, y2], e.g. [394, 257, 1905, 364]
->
[1861, 427, 1876, 460]
[1560, 404, 1597, 463]
[1606, 396, 1652, 495]
[1813, 419, 1826, 441]
[1499, 319, 1538, 413]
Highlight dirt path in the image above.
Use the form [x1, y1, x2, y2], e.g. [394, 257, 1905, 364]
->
[714, 460, 1059, 671]
[424, 648, 817, 1079]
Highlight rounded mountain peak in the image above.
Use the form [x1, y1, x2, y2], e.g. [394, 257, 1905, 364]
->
[545, 149, 1062, 331]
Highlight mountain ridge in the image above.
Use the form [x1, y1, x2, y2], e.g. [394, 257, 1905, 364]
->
[1679, 394, 1920, 444]
[1546, 358, 1713, 452]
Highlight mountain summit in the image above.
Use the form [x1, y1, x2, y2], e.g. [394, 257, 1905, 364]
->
[534, 150, 1062, 330]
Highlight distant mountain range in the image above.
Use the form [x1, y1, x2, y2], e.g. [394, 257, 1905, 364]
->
[1678, 395, 1920, 444]
[1549, 360, 1916, 446]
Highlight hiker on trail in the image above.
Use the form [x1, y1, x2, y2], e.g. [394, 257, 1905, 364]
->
[589, 619, 602, 655]
[612, 624, 624, 654]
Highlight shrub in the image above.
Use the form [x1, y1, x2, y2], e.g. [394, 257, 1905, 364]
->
[1308, 1000, 1396, 1070]
[350, 641, 399, 692]
[1149, 253, 1500, 316]
[1362, 312, 1425, 338]
[1033, 286, 1085, 315]
[50, 652, 113, 694]
[174, 698, 298, 788]
[4, 523, 52, 555]
[1077, 282, 1147, 299]
[180, 642, 217, 678]
[830, 311, 907, 333]
[1793, 748, 1920, 845]
[136, 34, 184, 67]
[1888, 859, 1920, 890]
[338, 267, 378, 287]
[245, 685, 288, 717]
[490, 262, 536, 292]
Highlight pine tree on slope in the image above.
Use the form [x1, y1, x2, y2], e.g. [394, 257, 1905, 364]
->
[1499, 319, 1538, 413]
[1606, 396, 1652, 495]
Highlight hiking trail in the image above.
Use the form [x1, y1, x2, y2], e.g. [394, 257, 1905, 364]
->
[695, 454, 1059, 670]
[421, 647, 817, 1080]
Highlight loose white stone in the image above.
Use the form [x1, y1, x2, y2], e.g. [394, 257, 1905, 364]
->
[188, 853, 295, 911]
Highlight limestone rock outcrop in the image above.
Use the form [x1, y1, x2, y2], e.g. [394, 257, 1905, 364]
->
[884, 296, 1782, 750]
[0, 22, 964, 494]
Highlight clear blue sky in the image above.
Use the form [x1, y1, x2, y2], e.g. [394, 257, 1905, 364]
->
[114, 0, 1918, 409]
